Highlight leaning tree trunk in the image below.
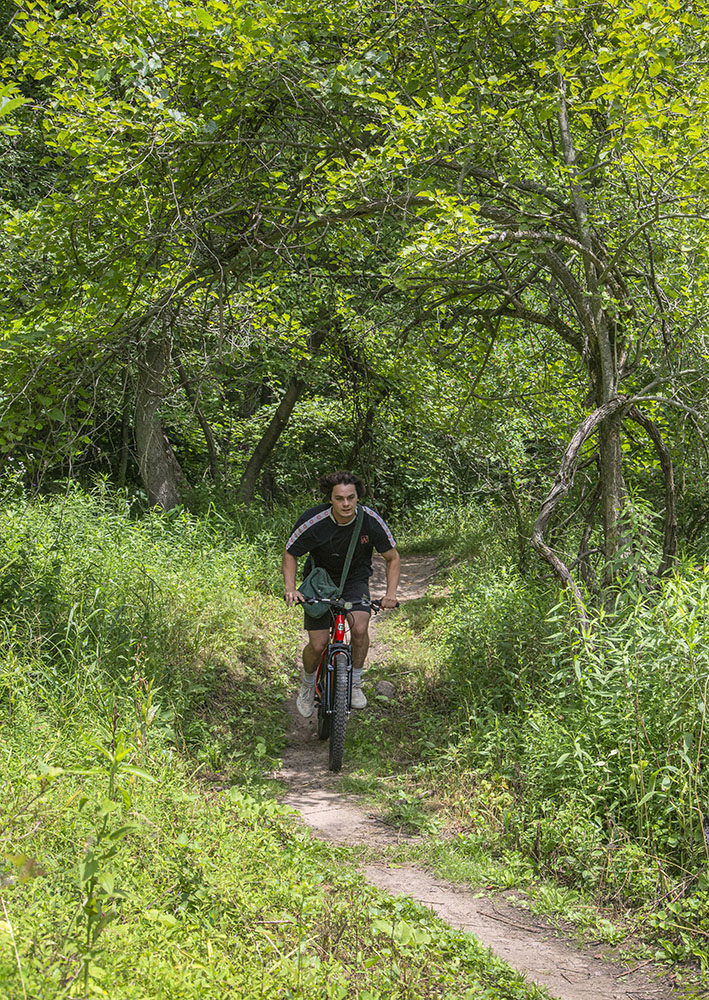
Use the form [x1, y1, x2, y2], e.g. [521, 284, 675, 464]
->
[236, 329, 326, 504]
[135, 338, 185, 510]
[531, 397, 629, 631]
[236, 378, 305, 504]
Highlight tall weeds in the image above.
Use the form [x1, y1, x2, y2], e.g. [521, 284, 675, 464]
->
[376, 504, 709, 957]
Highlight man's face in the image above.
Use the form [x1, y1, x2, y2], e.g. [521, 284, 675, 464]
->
[330, 483, 358, 523]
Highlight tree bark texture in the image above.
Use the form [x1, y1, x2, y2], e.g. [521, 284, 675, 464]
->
[135, 338, 184, 510]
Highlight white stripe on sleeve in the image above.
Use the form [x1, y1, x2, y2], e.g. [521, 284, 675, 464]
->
[285, 507, 332, 551]
[363, 506, 396, 549]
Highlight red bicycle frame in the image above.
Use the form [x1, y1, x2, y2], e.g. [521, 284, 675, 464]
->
[315, 607, 352, 715]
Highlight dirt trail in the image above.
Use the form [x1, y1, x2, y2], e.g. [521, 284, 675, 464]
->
[276, 555, 679, 1000]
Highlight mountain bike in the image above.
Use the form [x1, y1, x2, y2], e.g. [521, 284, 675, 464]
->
[301, 596, 384, 773]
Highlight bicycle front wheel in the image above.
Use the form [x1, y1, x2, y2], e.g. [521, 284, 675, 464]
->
[328, 651, 349, 772]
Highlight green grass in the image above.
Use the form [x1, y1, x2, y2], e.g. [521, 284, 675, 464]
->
[6, 484, 709, 996]
[0, 721, 551, 1000]
[0, 485, 550, 1000]
[343, 541, 709, 978]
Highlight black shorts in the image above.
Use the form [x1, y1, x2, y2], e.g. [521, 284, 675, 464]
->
[303, 578, 371, 631]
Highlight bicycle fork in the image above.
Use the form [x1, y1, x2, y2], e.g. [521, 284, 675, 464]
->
[316, 640, 353, 715]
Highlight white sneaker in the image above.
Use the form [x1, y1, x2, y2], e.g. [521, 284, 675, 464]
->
[351, 685, 367, 709]
[296, 680, 315, 718]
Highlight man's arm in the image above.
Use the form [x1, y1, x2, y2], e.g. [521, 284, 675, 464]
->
[282, 549, 304, 605]
[380, 548, 400, 609]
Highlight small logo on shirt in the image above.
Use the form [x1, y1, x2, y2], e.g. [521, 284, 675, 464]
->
[360, 534, 369, 545]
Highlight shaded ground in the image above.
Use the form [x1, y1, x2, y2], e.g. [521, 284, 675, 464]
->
[275, 554, 681, 1000]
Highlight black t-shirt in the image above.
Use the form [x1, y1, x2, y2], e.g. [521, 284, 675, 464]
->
[285, 504, 396, 586]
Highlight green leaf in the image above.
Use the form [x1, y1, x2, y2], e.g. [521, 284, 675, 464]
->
[80, 856, 99, 883]
[121, 764, 158, 783]
[97, 871, 115, 895]
[107, 825, 137, 843]
[0, 96, 29, 118]
[194, 8, 213, 29]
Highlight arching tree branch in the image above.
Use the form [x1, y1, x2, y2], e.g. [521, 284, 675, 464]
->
[530, 398, 629, 630]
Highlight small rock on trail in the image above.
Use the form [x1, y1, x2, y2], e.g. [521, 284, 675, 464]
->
[375, 679, 395, 699]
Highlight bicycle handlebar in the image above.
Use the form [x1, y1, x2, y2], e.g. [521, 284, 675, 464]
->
[296, 596, 399, 611]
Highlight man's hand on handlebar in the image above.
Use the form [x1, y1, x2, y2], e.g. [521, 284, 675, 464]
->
[284, 589, 305, 606]
[380, 596, 399, 610]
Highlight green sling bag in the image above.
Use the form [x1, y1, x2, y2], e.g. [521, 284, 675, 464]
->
[298, 506, 364, 618]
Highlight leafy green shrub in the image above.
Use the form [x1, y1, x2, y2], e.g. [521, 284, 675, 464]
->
[409, 552, 709, 883]
[649, 886, 709, 968]
[429, 561, 551, 713]
[0, 482, 303, 770]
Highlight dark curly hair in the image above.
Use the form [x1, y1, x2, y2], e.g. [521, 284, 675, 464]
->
[319, 470, 364, 497]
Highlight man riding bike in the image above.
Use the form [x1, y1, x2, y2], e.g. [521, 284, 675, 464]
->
[282, 471, 400, 718]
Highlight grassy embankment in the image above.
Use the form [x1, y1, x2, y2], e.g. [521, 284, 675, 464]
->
[346, 504, 709, 977]
[0, 485, 547, 1000]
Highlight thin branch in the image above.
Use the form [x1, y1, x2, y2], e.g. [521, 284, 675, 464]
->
[450, 319, 499, 432]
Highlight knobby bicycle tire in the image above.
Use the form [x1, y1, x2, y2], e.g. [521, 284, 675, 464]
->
[328, 651, 349, 772]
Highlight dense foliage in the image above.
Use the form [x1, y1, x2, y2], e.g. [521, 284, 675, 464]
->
[2, 0, 709, 584]
[4, 0, 709, 989]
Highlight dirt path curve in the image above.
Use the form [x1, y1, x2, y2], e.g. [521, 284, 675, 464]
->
[275, 555, 679, 1000]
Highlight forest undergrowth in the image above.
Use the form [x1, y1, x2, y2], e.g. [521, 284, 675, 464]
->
[0, 484, 547, 1000]
[347, 503, 709, 977]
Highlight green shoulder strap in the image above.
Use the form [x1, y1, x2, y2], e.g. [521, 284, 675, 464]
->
[336, 505, 365, 598]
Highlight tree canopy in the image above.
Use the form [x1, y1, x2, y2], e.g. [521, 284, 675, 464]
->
[3, 0, 709, 602]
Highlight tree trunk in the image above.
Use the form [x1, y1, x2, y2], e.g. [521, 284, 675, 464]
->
[236, 378, 304, 504]
[530, 397, 628, 631]
[555, 33, 629, 583]
[135, 338, 184, 510]
[597, 409, 627, 581]
[236, 328, 326, 504]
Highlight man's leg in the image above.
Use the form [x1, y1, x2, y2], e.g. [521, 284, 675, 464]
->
[296, 628, 329, 718]
[303, 629, 329, 673]
[348, 611, 371, 709]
